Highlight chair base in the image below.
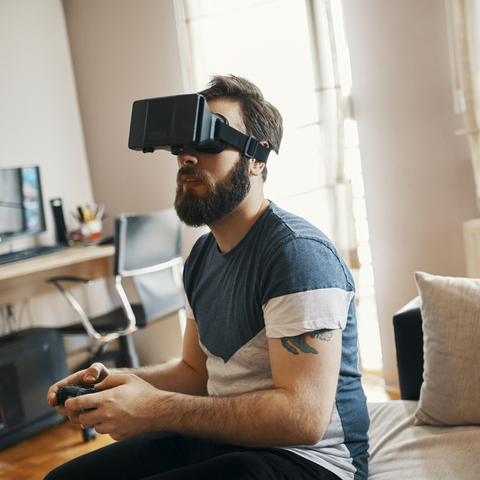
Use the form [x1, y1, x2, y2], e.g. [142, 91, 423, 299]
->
[58, 304, 144, 369]
[89, 334, 140, 368]
[62, 331, 140, 369]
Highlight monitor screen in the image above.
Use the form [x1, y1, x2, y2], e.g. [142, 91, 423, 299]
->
[0, 166, 46, 242]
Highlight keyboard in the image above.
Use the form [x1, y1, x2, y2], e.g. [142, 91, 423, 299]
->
[0, 244, 69, 266]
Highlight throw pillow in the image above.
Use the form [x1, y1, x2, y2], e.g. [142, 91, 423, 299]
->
[414, 271, 480, 426]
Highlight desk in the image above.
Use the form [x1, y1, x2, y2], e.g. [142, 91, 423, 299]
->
[0, 245, 115, 305]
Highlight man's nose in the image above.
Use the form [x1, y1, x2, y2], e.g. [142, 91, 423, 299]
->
[177, 147, 198, 166]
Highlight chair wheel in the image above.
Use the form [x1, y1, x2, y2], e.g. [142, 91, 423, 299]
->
[82, 427, 97, 442]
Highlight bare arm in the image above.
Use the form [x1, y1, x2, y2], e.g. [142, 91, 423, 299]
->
[115, 318, 208, 395]
[70, 327, 342, 446]
[47, 318, 208, 414]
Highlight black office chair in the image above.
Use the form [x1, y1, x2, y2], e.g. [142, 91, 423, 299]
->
[47, 208, 185, 370]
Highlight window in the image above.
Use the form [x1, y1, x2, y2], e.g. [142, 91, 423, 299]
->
[178, 0, 382, 371]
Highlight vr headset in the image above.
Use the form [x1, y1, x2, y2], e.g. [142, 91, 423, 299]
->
[128, 94, 271, 163]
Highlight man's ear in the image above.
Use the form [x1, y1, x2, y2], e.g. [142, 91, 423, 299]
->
[250, 141, 269, 176]
[250, 159, 265, 176]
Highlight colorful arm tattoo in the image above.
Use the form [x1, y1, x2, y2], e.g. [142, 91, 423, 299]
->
[281, 329, 333, 355]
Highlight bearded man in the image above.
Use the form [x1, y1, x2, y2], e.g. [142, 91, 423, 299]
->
[46, 75, 370, 480]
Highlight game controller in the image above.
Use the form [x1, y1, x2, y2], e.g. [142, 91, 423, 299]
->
[57, 384, 98, 406]
[57, 384, 98, 442]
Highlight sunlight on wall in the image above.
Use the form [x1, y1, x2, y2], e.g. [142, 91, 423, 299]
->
[343, 118, 381, 371]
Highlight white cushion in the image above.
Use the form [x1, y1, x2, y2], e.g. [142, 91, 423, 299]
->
[414, 271, 480, 426]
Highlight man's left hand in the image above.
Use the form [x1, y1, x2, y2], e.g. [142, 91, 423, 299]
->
[65, 373, 164, 441]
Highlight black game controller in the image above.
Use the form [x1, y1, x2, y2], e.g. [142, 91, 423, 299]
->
[57, 384, 98, 406]
[57, 384, 99, 442]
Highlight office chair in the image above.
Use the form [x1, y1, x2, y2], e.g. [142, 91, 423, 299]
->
[47, 208, 185, 370]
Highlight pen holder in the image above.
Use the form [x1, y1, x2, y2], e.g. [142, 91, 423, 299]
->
[68, 219, 102, 245]
[84, 219, 102, 242]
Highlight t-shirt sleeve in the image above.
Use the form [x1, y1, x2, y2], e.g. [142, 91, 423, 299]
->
[261, 237, 355, 338]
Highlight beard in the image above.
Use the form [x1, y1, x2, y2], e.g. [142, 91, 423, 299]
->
[174, 156, 251, 227]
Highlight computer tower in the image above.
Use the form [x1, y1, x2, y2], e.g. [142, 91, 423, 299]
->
[0, 328, 69, 450]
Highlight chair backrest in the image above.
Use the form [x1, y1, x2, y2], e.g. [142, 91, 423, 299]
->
[393, 296, 424, 400]
[114, 208, 183, 275]
[114, 208, 185, 325]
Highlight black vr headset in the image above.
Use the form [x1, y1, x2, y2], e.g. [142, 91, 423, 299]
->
[128, 94, 271, 163]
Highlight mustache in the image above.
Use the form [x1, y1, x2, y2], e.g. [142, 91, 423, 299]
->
[177, 166, 209, 182]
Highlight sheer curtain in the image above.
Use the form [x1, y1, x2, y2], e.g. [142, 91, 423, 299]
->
[181, 0, 357, 263]
[177, 0, 381, 371]
[447, 0, 480, 207]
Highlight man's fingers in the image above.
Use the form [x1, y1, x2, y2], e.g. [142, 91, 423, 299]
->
[69, 415, 82, 425]
[83, 362, 110, 384]
[95, 373, 132, 390]
[46, 378, 73, 407]
[78, 410, 98, 429]
[47, 390, 59, 407]
[47, 363, 110, 408]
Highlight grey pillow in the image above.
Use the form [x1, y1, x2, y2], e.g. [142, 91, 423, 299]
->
[414, 271, 480, 426]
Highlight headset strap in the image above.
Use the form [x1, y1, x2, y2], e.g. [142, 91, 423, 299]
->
[216, 122, 271, 164]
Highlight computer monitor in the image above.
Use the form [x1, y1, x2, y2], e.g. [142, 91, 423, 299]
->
[0, 166, 46, 243]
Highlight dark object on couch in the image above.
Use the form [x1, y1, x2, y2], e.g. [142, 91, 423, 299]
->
[393, 296, 423, 400]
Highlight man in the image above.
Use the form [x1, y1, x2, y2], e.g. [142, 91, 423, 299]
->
[46, 75, 369, 480]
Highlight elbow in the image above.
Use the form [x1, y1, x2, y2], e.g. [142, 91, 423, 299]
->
[297, 424, 326, 446]
[300, 408, 332, 445]
[274, 390, 333, 446]
[281, 414, 327, 447]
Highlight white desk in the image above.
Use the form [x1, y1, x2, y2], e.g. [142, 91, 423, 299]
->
[0, 245, 115, 305]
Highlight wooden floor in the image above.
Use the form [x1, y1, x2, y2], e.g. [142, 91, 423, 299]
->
[0, 373, 397, 480]
[0, 422, 115, 480]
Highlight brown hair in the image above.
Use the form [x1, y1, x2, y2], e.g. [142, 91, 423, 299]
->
[199, 75, 283, 181]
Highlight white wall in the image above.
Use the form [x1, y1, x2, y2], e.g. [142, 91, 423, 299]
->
[0, 0, 93, 252]
[0, 0, 105, 340]
[342, 0, 479, 389]
[62, 0, 192, 241]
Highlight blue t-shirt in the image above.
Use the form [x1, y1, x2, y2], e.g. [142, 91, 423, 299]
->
[183, 202, 369, 480]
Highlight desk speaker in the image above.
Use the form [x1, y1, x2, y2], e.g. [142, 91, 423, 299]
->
[50, 198, 67, 244]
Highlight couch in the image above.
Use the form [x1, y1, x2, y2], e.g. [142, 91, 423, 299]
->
[367, 271, 480, 479]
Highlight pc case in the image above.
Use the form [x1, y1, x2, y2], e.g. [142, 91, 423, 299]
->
[0, 328, 69, 450]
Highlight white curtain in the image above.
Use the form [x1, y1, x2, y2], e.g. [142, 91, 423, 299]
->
[180, 0, 359, 268]
[448, 0, 480, 208]
[306, 0, 359, 268]
[179, 0, 381, 371]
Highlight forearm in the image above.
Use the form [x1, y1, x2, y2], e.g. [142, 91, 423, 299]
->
[114, 317, 208, 396]
[70, 333, 339, 445]
[112, 358, 208, 396]
[150, 387, 326, 448]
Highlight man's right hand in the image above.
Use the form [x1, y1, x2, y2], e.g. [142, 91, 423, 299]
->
[46, 362, 111, 421]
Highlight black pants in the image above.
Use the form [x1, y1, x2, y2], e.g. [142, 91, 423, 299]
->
[44, 432, 340, 480]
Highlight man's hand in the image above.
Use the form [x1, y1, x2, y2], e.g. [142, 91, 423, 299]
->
[66, 374, 164, 441]
[46, 362, 111, 423]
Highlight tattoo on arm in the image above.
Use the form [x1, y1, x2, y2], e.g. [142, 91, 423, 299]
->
[281, 329, 333, 355]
